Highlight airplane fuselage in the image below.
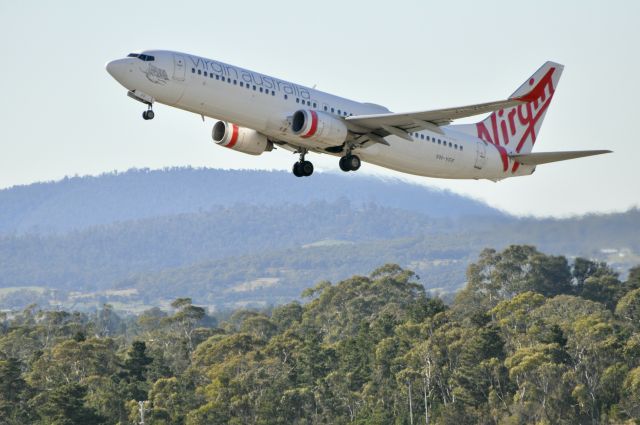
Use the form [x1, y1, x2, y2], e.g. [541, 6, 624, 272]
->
[106, 50, 536, 180]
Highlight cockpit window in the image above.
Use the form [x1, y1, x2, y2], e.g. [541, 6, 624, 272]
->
[127, 53, 154, 61]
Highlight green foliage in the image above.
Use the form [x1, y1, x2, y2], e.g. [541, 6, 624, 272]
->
[35, 383, 105, 425]
[0, 249, 638, 424]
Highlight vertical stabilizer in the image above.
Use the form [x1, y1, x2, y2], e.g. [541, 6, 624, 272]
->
[454, 62, 564, 165]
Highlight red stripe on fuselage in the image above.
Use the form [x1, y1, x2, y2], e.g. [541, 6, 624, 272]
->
[301, 110, 318, 139]
[227, 124, 239, 148]
[494, 143, 509, 172]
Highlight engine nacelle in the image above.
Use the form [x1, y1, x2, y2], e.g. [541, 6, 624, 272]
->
[212, 121, 273, 156]
[291, 109, 348, 147]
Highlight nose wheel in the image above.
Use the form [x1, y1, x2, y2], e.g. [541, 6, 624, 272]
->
[292, 149, 313, 177]
[339, 154, 361, 172]
[142, 106, 155, 120]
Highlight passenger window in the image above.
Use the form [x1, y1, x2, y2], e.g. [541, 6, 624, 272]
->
[260, 87, 263, 93]
[454, 144, 458, 149]
[313, 103, 317, 108]
[216, 75, 219, 80]
[221, 76, 225, 81]
[460, 146, 464, 151]
[197, 69, 202, 75]
[272, 91, 275, 96]
[191, 68, 195, 73]
[331, 107, 335, 113]
[337, 109, 341, 115]
[253, 85, 256, 90]
[324, 106, 327, 111]
[204, 72, 208, 77]
[449, 142, 452, 148]
[438, 140, 441, 144]
[284, 94, 288, 100]
[296, 98, 300, 103]
[240, 82, 244, 87]
[233, 80, 237, 85]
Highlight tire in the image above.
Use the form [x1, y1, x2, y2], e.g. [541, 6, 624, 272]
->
[292, 162, 304, 177]
[142, 111, 149, 120]
[301, 161, 314, 177]
[339, 156, 351, 172]
[348, 155, 361, 171]
[146, 110, 155, 120]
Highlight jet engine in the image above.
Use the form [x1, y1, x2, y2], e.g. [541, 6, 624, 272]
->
[212, 121, 273, 156]
[291, 109, 348, 147]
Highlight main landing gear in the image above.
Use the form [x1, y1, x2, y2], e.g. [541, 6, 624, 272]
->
[292, 149, 314, 177]
[339, 154, 361, 172]
[142, 105, 155, 120]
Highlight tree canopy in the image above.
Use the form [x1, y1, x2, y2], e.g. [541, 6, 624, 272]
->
[0, 245, 638, 424]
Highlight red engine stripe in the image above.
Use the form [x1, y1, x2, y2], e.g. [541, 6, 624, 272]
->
[227, 124, 239, 148]
[301, 110, 318, 139]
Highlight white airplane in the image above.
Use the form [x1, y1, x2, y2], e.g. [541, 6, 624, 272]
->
[106, 51, 610, 179]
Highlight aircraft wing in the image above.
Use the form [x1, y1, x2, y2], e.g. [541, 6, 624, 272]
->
[346, 97, 525, 135]
[345, 70, 549, 142]
[509, 150, 612, 165]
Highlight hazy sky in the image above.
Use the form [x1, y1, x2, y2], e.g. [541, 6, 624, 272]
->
[1, 1, 638, 217]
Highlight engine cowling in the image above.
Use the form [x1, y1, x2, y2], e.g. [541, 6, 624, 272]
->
[291, 109, 348, 147]
[212, 121, 273, 156]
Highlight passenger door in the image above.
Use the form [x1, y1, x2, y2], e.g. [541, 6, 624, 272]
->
[173, 54, 186, 81]
[474, 140, 487, 169]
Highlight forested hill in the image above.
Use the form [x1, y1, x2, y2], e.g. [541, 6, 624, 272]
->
[0, 201, 638, 311]
[0, 167, 638, 312]
[0, 167, 502, 234]
[1, 253, 639, 424]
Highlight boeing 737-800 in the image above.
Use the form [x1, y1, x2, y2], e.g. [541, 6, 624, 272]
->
[105, 50, 610, 179]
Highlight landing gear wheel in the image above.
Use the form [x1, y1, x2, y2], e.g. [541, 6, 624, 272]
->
[348, 155, 361, 171]
[292, 149, 312, 177]
[142, 110, 155, 120]
[340, 155, 361, 172]
[339, 156, 351, 172]
[293, 161, 313, 177]
[301, 161, 314, 177]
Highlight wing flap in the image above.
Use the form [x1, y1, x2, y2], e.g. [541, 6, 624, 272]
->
[509, 150, 612, 165]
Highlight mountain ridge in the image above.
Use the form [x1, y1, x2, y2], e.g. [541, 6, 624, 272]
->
[0, 167, 503, 234]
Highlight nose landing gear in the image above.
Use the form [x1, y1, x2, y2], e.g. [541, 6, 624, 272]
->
[292, 149, 314, 177]
[127, 90, 156, 121]
[142, 106, 155, 120]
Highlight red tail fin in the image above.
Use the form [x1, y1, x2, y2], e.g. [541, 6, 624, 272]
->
[455, 62, 564, 164]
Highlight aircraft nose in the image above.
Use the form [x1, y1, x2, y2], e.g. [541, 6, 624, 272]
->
[105, 59, 130, 83]
[105, 60, 116, 75]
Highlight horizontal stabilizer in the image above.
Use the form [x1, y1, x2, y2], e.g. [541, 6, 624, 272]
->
[509, 150, 612, 165]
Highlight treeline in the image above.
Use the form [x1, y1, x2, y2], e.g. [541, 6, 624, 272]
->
[1, 245, 640, 424]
